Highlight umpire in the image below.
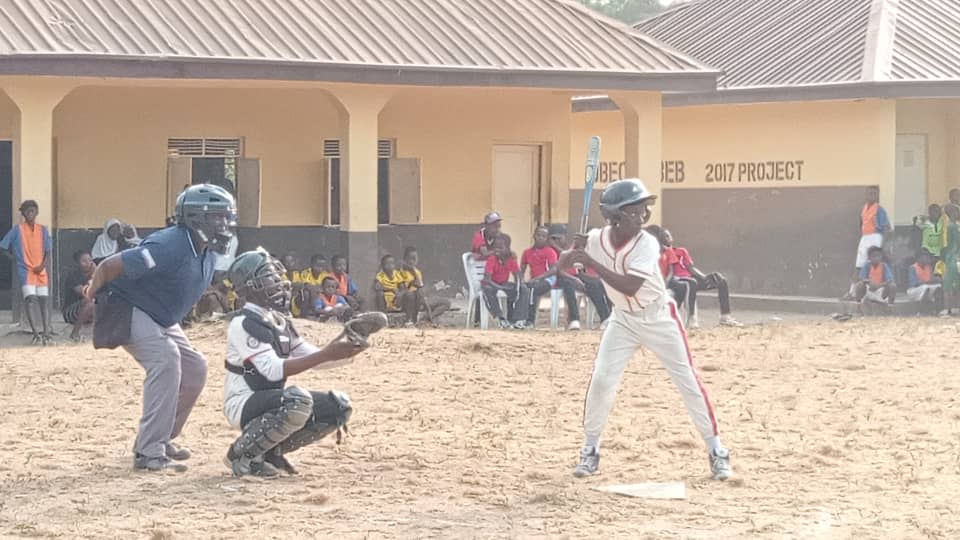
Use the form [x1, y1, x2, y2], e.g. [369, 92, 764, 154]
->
[85, 184, 237, 472]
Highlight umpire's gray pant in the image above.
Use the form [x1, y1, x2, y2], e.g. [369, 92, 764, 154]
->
[123, 307, 207, 459]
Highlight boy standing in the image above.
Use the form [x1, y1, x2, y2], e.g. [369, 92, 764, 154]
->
[482, 234, 525, 329]
[915, 204, 943, 259]
[0, 200, 52, 344]
[847, 187, 890, 298]
[558, 179, 731, 481]
[856, 246, 897, 309]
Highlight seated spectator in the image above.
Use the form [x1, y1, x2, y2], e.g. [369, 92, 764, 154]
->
[330, 255, 363, 310]
[516, 226, 570, 330]
[121, 223, 143, 248]
[657, 227, 743, 328]
[645, 224, 693, 315]
[375, 254, 418, 319]
[295, 254, 332, 316]
[62, 249, 96, 342]
[399, 246, 451, 325]
[856, 246, 897, 309]
[91, 218, 123, 263]
[472, 212, 502, 259]
[281, 253, 307, 317]
[547, 224, 611, 327]
[482, 234, 525, 329]
[906, 248, 943, 312]
[312, 276, 353, 322]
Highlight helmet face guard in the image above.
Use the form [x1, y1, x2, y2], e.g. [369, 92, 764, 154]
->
[230, 251, 292, 313]
[599, 179, 656, 225]
[176, 184, 238, 254]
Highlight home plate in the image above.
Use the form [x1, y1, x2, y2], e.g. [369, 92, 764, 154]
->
[594, 482, 686, 500]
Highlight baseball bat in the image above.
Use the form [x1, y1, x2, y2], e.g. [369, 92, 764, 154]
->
[580, 136, 602, 234]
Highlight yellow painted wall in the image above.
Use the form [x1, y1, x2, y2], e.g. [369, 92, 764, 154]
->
[572, 99, 898, 212]
[0, 92, 15, 139]
[381, 87, 571, 225]
[896, 99, 960, 205]
[55, 86, 342, 228]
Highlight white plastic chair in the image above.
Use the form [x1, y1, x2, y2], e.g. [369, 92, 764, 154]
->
[548, 290, 599, 330]
[462, 252, 507, 330]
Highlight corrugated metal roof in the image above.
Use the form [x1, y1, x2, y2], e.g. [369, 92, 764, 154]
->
[891, 0, 960, 80]
[636, 0, 872, 88]
[0, 0, 714, 81]
[636, 0, 960, 90]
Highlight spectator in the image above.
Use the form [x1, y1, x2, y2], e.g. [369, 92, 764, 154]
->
[657, 227, 743, 328]
[375, 254, 418, 322]
[941, 189, 960, 249]
[0, 200, 52, 345]
[122, 223, 143, 248]
[294, 254, 331, 316]
[516, 226, 573, 329]
[482, 234, 525, 329]
[62, 249, 97, 342]
[92, 218, 123, 263]
[547, 224, 611, 327]
[399, 246, 451, 325]
[472, 212, 502, 259]
[281, 253, 306, 317]
[846, 187, 891, 299]
[942, 204, 960, 317]
[914, 204, 943, 259]
[312, 276, 353, 322]
[644, 224, 692, 316]
[856, 246, 896, 310]
[906, 248, 942, 313]
[330, 255, 362, 310]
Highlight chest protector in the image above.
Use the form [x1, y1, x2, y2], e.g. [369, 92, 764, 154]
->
[224, 307, 299, 391]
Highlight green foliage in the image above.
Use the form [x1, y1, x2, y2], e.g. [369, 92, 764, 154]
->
[577, 0, 664, 24]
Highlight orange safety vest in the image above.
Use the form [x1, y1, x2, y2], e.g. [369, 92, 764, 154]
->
[913, 263, 933, 284]
[868, 263, 886, 285]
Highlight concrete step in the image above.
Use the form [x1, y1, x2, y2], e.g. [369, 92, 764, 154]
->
[697, 291, 926, 316]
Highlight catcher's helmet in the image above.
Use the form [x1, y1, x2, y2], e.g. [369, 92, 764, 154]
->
[175, 184, 237, 253]
[228, 248, 292, 313]
[599, 179, 656, 223]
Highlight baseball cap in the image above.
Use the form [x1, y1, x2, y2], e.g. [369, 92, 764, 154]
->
[548, 224, 568, 237]
[483, 212, 503, 225]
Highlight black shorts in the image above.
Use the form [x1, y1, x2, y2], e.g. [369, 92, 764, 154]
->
[62, 300, 85, 324]
[240, 388, 350, 428]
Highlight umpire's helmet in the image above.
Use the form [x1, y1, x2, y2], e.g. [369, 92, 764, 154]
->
[175, 184, 237, 253]
[228, 248, 292, 313]
[599, 179, 656, 223]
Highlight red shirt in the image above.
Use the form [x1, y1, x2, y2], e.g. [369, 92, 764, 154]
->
[472, 229, 495, 254]
[521, 246, 558, 279]
[485, 255, 520, 285]
[660, 246, 693, 279]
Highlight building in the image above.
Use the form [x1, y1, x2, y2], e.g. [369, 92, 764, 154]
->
[572, 0, 960, 296]
[0, 0, 718, 312]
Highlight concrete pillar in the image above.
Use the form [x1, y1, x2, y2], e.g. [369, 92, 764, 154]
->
[3, 82, 72, 322]
[610, 92, 663, 225]
[328, 87, 393, 291]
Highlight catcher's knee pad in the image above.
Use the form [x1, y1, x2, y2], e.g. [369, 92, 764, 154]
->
[278, 390, 353, 454]
[232, 387, 314, 459]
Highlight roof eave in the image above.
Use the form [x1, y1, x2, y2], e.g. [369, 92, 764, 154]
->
[572, 80, 960, 111]
[0, 55, 720, 92]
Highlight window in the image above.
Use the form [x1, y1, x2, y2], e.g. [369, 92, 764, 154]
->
[322, 138, 398, 225]
[168, 137, 243, 195]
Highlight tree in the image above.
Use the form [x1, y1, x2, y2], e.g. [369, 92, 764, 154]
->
[577, 0, 665, 24]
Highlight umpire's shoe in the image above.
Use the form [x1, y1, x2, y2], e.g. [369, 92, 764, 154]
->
[573, 447, 600, 478]
[165, 442, 192, 461]
[133, 454, 188, 473]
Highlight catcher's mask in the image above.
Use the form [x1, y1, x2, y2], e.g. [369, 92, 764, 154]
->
[175, 184, 238, 254]
[228, 248, 292, 313]
[599, 179, 656, 225]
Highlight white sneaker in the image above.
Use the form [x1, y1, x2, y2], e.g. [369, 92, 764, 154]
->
[709, 448, 732, 481]
[567, 320, 581, 331]
[573, 447, 599, 478]
[719, 314, 744, 327]
[687, 313, 700, 329]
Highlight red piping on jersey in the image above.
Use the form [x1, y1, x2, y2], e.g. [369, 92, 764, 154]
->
[668, 302, 718, 437]
[599, 227, 615, 261]
[242, 350, 269, 364]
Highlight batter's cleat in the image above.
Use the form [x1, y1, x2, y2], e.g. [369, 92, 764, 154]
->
[134, 454, 188, 473]
[719, 314, 744, 328]
[710, 448, 732, 481]
[264, 448, 299, 475]
[573, 447, 599, 478]
[498, 318, 511, 329]
[567, 320, 581, 331]
[165, 442, 192, 461]
[513, 320, 532, 330]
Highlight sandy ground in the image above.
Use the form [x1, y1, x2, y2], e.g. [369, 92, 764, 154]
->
[2, 315, 960, 539]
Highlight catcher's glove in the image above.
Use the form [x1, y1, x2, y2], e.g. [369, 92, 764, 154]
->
[338, 312, 389, 346]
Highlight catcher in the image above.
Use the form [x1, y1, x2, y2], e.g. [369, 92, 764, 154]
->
[222, 248, 387, 477]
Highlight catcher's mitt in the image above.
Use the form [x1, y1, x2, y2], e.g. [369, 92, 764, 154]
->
[339, 312, 389, 346]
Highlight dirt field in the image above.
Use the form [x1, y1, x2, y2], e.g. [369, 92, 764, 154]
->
[1, 317, 960, 539]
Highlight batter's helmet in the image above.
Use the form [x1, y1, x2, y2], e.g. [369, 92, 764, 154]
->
[176, 184, 237, 252]
[599, 179, 656, 223]
[228, 248, 292, 313]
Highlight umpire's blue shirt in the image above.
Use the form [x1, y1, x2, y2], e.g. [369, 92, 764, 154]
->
[109, 226, 215, 328]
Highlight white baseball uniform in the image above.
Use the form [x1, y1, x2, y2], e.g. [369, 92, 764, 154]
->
[582, 226, 719, 447]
